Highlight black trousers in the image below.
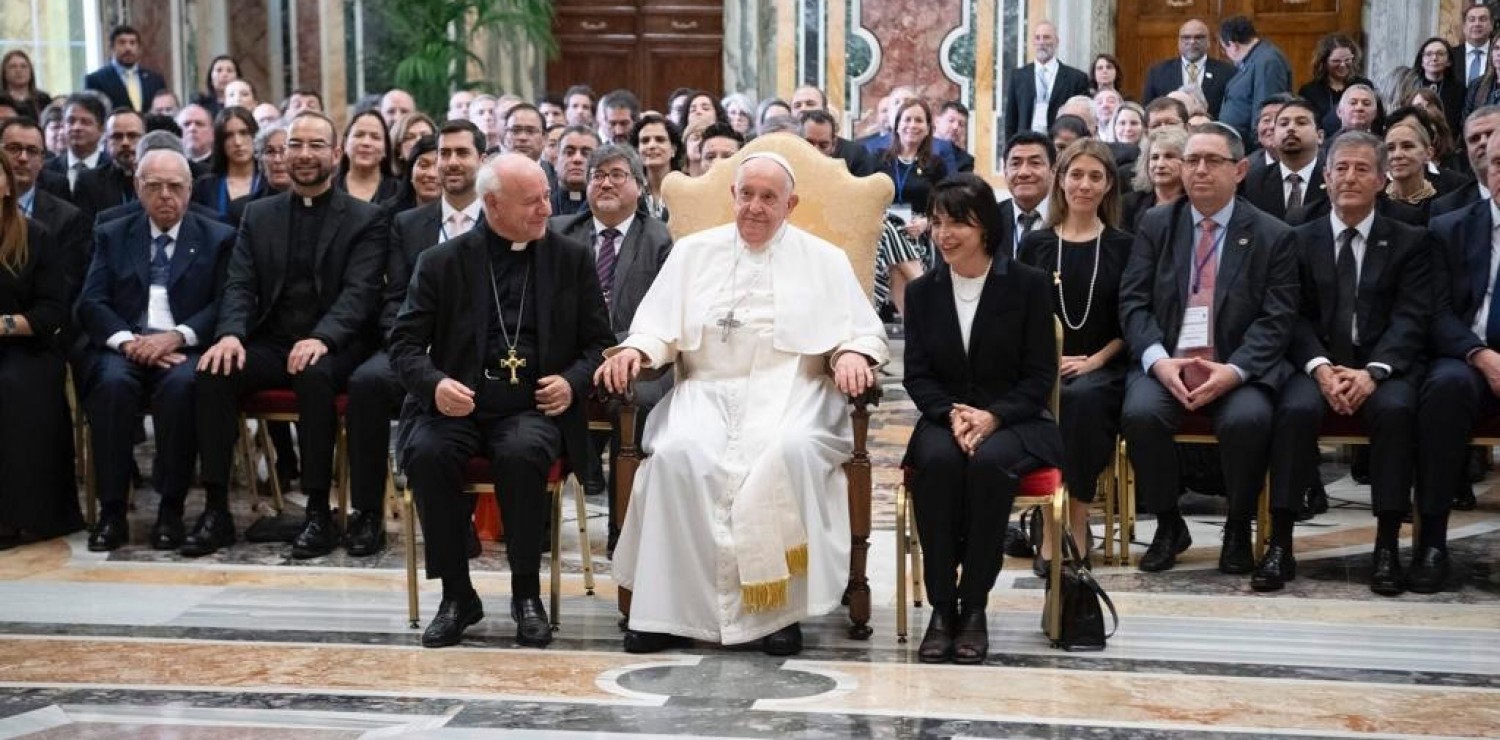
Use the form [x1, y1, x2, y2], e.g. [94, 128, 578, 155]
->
[0, 344, 81, 537]
[1270, 372, 1417, 515]
[81, 349, 200, 512]
[1058, 367, 1124, 503]
[345, 351, 403, 513]
[1120, 371, 1273, 520]
[404, 403, 560, 581]
[1418, 357, 1499, 519]
[195, 339, 364, 494]
[906, 420, 1039, 605]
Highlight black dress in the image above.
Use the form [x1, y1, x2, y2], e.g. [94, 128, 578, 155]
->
[0, 220, 83, 541]
[1017, 226, 1131, 502]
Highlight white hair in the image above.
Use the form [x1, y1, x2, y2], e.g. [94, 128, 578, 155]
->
[474, 152, 504, 198]
[136, 147, 192, 181]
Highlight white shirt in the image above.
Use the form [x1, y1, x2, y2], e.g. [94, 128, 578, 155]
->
[1141, 201, 1247, 381]
[66, 148, 103, 190]
[1010, 196, 1051, 258]
[1471, 200, 1500, 341]
[592, 213, 635, 262]
[106, 221, 199, 351]
[1031, 58, 1060, 134]
[439, 198, 483, 243]
[1279, 159, 1318, 209]
[1180, 56, 1212, 86]
[1466, 42, 1491, 80]
[1305, 210, 1384, 375]
[950, 267, 988, 352]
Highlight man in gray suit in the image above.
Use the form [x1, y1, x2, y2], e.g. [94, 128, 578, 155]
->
[549, 143, 672, 545]
[1217, 15, 1293, 145]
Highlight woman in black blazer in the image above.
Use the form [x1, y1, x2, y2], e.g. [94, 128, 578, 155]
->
[902, 174, 1063, 664]
[0, 154, 82, 548]
[1018, 139, 1131, 576]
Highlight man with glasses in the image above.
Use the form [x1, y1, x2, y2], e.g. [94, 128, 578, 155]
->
[75, 148, 236, 551]
[502, 103, 546, 161]
[1119, 123, 1298, 575]
[74, 108, 145, 223]
[1, 117, 90, 297]
[1144, 19, 1236, 118]
[552, 144, 674, 546]
[191, 111, 388, 559]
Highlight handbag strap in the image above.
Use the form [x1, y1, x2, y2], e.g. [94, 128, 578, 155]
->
[1062, 524, 1120, 638]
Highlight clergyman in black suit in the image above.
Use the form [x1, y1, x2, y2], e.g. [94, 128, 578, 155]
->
[76, 149, 236, 552]
[1263, 132, 1432, 594]
[72, 108, 143, 224]
[82, 26, 167, 113]
[1003, 21, 1091, 143]
[390, 154, 613, 649]
[1240, 98, 1326, 224]
[342, 120, 487, 558]
[193, 111, 388, 558]
[1142, 19, 1237, 118]
[1118, 124, 1299, 575]
[549, 143, 674, 544]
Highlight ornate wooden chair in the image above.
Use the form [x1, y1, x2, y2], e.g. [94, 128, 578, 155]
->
[611, 133, 894, 638]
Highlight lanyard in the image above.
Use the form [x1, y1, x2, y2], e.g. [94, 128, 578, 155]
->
[891, 159, 915, 203]
[1190, 223, 1229, 295]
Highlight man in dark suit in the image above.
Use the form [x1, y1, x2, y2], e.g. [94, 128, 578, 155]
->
[1119, 124, 1299, 574]
[550, 143, 674, 540]
[76, 149, 236, 551]
[1, 118, 91, 299]
[798, 109, 876, 178]
[548, 125, 598, 217]
[43, 94, 112, 193]
[73, 108, 143, 223]
[997, 132, 1056, 259]
[83, 25, 167, 113]
[391, 153, 613, 649]
[934, 101, 977, 174]
[1262, 132, 1432, 593]
[1432, 105, 1500, 217]
[1241, 99, 1326, 224]
[1142, 19, 1237, 118]
[342, 120, 487, 558]
[1003, 21, 1091, 143]
[1217, 16, 1294, 145]
[192, 112, 387, 558]
[1454, 3, 1494, 88]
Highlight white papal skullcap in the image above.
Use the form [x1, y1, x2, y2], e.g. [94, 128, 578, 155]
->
[738, 151, 797, 189]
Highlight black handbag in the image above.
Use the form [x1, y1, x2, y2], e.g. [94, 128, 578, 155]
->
[1042, 526, 1119, 651]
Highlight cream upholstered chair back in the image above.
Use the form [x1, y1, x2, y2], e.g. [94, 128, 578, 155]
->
[659, 132, 894, 298]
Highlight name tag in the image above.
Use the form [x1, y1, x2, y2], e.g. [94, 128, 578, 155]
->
[887, 203, 913, 224]
[1179, 305, 1211, 349]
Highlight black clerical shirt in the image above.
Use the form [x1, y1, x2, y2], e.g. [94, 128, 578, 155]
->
[480, 228, 540, 413]
[265, 187, 333, 345]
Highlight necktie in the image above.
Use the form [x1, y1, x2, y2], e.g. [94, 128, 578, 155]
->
[1286, 172, 1304, 210]
[1486, 234, 1500, 349]
[1186, 61, 1200, 85]
[1019, 211, 1040, 236]
[1471, 49, 1484, 85]
[1332, 228, 1359, 364]
[1179, 219, 1218, 380]
[124, 68, 142, 111]
[69, 160, 87, 191]
[1037, 67, 1053, 103]
[596, 228, 620, 305]
[445, 211, 470, 241]
[151, 234, 172, 287]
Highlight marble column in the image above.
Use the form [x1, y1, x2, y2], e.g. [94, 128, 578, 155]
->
[318, 0, 345, 124]
[1046, 0, 1111, 74]
[1366, 0, 1440, 90]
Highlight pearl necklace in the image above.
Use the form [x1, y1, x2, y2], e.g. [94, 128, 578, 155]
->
[1055, 226, 1102, 331]
[951, 261, 991, 303]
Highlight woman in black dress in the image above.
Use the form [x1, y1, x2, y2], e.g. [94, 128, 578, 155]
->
[190, 106, 260, 221]
[881, 99, 949, 244]
[903, 174, 1063, 663]
[0, 154, 82, 548]
[1412, 37, 1465, 147]
[1018, 138, 1131, 572]
[334, 109, 401, 204]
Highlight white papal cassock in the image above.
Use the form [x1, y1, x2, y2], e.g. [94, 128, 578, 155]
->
[610, 222, 889, 644]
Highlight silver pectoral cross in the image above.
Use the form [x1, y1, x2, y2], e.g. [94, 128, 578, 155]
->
[716, 311, 743, 342]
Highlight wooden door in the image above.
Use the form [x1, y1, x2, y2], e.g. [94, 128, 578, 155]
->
[1245, 0, 1364, 90]
[545, 0, 723, 108]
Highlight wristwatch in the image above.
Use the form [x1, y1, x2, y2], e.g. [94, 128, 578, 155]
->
[0, 315, 14, 335]
[1366, 365, 1390, 382]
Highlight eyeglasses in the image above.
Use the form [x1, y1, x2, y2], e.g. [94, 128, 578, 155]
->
[1328, 56, 1355, 66]
[286, 139, 332, 152]
[589, 169, 632, 185]
[1181, 154, 1237, 169]
[1179, 34, 1208, 41]
[262, 146, 287, 159]
[138, 180, 187, 195]
[1, 143, 43, 158]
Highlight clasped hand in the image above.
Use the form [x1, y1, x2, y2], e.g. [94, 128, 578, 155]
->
[122, 331, 185, 368]
[1152, 356, 1241, 411]
[949, 403, 999, 456]
[1313, 364, 1376, 415]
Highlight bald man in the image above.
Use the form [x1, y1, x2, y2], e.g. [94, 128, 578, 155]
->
[1003, 21, 1091, 142]
[1143, 19, 1237, 118]
[380, 89, 416, 129]
[391, 153, 614, 649]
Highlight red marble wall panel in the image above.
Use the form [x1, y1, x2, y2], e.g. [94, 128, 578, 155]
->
[230, 0, 272, 103]
[128, 0, 176, 91]
[296, 0, 321, 91]
[855, 0, 964, 136]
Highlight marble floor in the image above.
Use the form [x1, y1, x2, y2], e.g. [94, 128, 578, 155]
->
[1, 375, 1498, 738]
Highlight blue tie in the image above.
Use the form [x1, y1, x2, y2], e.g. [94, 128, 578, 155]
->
[151, 234, 172, 287]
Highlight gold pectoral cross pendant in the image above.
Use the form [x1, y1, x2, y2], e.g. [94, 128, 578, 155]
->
[499, 348, 527, 384]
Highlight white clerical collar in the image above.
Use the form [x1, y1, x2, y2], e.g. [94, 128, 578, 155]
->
[150, 221, 182, 243]
[441, 196, 482, 226]
[1329, 209, 1374, 243]
[593, 213, 635, 242]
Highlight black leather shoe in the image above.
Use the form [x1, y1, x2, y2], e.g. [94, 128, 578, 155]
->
[917, 606, 957, 663]
[1138, 518, 1192, 572]
[762, 622, 803, 656]
[343, 509, 386, 557]
[511, 596, 553, 647]
[1250, 545, 1296, 592]
[1453, 485, 1478, 512]
[1466, 446, 1488, 484]
[466, 521, 482, 559]
[952, 607, 989, 665]
[149, 514, 185, 551]
[1004, 522, 1033, 558]
[623, 629, 692, 653]
[291, 507, 340, 559]
[179, 509, 235, 557]
[1218, 526, 1255, 575]
[1370, 545, 1405, 597]
[1032, 553, 1049, 578]
[1298, 482, 1330, 521]
[422, 592, 484, 648]
[1405, 547, 1451, 594]
[1350, 448, 1371, 485]
[87, 513, 129, 552]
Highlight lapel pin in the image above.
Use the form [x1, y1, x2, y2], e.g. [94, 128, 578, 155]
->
[1237, 237, 1249, 247]
[1376, 240, 1387, 248]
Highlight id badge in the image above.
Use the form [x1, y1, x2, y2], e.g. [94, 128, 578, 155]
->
[1179, 305, 1211, 349]
[887, 203, 913, 225]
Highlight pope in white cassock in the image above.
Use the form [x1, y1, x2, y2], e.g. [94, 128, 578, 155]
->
[595, 152, 889, 656]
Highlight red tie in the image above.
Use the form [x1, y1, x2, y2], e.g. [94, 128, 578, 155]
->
[1181, 219, 1217, 389]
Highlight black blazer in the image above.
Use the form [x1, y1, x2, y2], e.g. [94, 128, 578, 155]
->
[1003, 61, 1091, 143]
[72, 164, 135, 224]
[29, 189, 91, 303]
[1430, 180, 1482, 218]
[215, 189, 389, 351]
[901, 258, 1063, 467]
[388, 223, 614, 466]
[1119, 197, 1300, 389]
[1292, 192, 1428, 228]
[381, 200, 444, 337]
[43, 150, 113, 186]
[549, 210, 674, 338]
[77, 210, 236, 349]
[832, 137, 878, 177]
[1142, 56, 1237, 118]
[0, 220, 66, 344]
[36, 170, 71, 202]
[1287, 214, 1433, 376]
[1428, 199, 1499, 359]
[82, 64, 167, 113]
[1239, 158, 1327, 224]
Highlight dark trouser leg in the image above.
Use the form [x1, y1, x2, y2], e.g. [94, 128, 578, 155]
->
[1418, 359, 1486, 538]
[957, 429, 1032, 606]
[483, 410, 562, 595]
[1210, 384, 1275, 523]
[195, 342, 292, 501]
[907, 421, 968, 606]
[148, 356, 201, 513]
[1362, 376, 1419, 517]
[345, 351, 402, 514]
[1120, 372, 1186, 515]
[404, 414, 482, 580]
[81, 351, 145, 513]
[288, 346, 362, 508]
[1269, 373, 1326, 514]
[0, 345, 80, 536]
[1059, 370, 1123, 503]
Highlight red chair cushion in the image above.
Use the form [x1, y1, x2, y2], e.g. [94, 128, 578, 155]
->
[241, 390, 349, 416]
[901, 464, 1061, 497]
[463, 457, 568, 486]
[1175, 410, 1215, 437]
